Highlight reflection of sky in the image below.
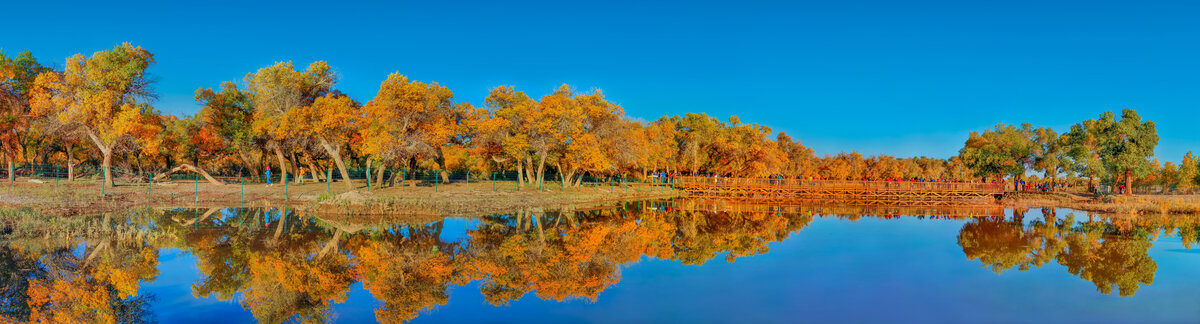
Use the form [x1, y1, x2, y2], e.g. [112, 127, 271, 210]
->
[137, 213, 1200, 323]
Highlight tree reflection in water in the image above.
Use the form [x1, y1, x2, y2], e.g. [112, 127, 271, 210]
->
[1, 202, 1197, 323]
[956, 208, 1194, 297]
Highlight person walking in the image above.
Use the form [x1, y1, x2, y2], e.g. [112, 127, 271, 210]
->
[266, 165, 274, 187]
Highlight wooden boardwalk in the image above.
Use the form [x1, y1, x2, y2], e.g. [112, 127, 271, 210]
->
[670, 176, 1006, 206]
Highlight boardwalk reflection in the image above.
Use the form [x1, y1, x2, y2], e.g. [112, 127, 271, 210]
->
[1, 202, 1197, 323]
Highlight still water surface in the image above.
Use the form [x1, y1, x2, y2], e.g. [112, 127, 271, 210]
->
[2, 200, 1199, 323]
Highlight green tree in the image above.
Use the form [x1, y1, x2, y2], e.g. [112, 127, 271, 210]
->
[959, 124, 1037, 186]
[1062, 116, 1111, 192]
[1032, 127, 1066, 181]
[1095, 109, 1158, 195]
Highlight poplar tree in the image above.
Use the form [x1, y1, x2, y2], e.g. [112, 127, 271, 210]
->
[1096, 109, 1158, 195]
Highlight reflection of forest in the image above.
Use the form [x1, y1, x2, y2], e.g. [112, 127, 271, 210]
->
[958, 208, 1199, 297]
[1, 203, 1197, 323]
[955, 208, 1200, 297]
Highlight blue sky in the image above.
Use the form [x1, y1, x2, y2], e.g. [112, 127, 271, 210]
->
[2, 0, 1196, 160]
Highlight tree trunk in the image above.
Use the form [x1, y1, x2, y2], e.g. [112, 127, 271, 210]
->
[83, 131, 115, 188]
[436, 146, 449, 183]
[308, 161, 321, 183]
[407, 157, 417, 188]
[102, 148, 113, 188]
[1112, 174, 1120, 194]
[1124, 169, 1134, 196]
[238, 151, 260, 182]
[153, 164, 226, 185]
[525, 155, 535, 186]
[516, 160, 525, 186]
[314, 162, 327, 181]
[67, 146, 75, 181]
[319, 138, 354, 190]
[273, 146, 288, 186]
[536, 150, 546, 188]
[290, 152, 302, 183]
[388, 161, 401, 186]
[375, 162, 387, 187]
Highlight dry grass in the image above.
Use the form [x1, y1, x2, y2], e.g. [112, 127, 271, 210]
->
[0, 176, 683, 217]
[1006, 191, 1200, 215]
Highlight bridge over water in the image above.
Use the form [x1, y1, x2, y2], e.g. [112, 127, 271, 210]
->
[670, 176, 1007, 206]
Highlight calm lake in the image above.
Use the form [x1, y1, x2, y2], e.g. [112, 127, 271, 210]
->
[2, 200, 1198, 323]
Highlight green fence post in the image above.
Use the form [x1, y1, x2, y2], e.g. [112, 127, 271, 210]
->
[240, 173, 245, 205]
[284, 172, 289, 201]
[327, 169, 331, 194]
[195, 173, 199, 203]
[54, 164, 59, 190]
[466, 170, 470, 193]
[366, 163, 371, 192]
[147, 175, 152, 203]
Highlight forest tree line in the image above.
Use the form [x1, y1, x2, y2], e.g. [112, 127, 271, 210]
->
[1, 44, 1195, 194]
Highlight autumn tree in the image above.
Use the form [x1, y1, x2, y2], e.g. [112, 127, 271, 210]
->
[244, 61, 335, 185]
[777, 132, 815, 178]
[645, 118, 680, 174]
[673, 113, 720, 175]
[358, 74, 459, 186]
[290, 93, 359, 190]
[29, 43, 157, 187]
[543, 85, 627, 186]
[485, 86, 551, 187]
[1178, 152, 1198, 193]
[195, 81, 259, 178]
[0, 50, 50, 182]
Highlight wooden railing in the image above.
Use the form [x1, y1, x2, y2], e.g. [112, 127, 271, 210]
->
[670, 176, 1006, 192]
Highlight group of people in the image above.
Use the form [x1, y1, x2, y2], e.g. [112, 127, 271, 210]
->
[1012, 179, 1072, 192]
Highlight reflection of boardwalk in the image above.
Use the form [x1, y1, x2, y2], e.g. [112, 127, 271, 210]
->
[671, 198, 1006, 218]
[671, 177, 1005, 206]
